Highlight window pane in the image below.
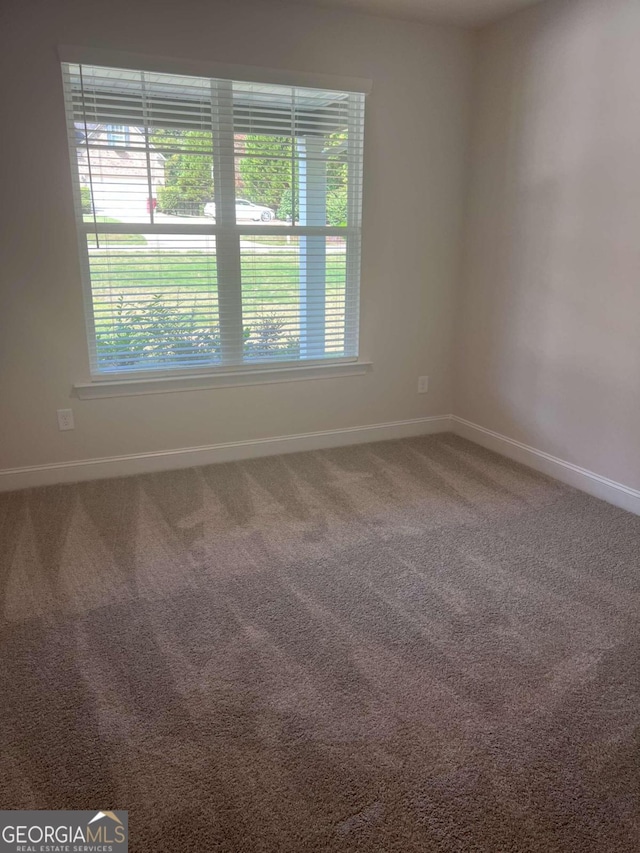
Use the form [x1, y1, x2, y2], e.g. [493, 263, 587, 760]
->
[87, 234, 220, 372]
[76, 123, 214, 223]
[232, 83, 359, 228]
[240, 235, 351, 362]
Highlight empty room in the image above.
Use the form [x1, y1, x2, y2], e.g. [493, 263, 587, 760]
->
[1, 0, 639, 849]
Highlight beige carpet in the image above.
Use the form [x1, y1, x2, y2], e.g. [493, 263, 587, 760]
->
[1, 433, 639, 851]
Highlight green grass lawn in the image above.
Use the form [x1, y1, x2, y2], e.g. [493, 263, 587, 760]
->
[89, 249, 347, 309]
[86, 219, 147, 247]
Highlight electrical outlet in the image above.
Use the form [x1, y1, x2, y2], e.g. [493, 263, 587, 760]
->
[57, 408, 75, 431]
[418, 376, 429, 394]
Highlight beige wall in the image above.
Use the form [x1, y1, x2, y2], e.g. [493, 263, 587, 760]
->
[455, 0, 640, 490]
[0, 0, 473, 470]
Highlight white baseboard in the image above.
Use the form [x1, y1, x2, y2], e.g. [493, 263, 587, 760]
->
[6, 413, 638, 515]
[451, 415, 640, 516]
[0, 415, 452, 492]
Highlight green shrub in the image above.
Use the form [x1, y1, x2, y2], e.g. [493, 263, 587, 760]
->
[326, 186, 348, 227]
[276, 186, 347, 226]
[239, 135, 292, 210]
[80, 186, 93, 213]
[157, 186, 206, 216]
[153, 129, 214, 216]
[243, 313, 300, 360]
[96, 296, 298, 370]
[96, 295, 222, 369]
[277, 188, 292, 222]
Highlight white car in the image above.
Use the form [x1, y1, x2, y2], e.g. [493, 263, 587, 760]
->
[204, 199, 275, 222]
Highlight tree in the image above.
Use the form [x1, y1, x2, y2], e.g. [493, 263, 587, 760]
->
[270, 131, 350, 225]
[151, 128, 349, 223]
[152, 129, 214, 215]
[325, 130, 348, 189]
[326, 186, 348, 227]
[80, 185, 93, 213]
[238, 135, 292, 211]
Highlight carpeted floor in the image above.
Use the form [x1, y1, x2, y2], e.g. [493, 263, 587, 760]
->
[1, 433, 639, 851]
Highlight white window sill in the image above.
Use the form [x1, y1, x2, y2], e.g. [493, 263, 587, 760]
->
[73, 360, 372, 400]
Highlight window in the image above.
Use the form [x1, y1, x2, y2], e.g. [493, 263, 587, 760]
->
[62, 62, 365, 380]
[105, 124, 130, 146]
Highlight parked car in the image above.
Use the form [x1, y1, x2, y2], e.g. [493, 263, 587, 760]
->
[204, 199, 275, 222]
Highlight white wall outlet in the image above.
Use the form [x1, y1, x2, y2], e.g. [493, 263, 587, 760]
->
[57, 408, 75, 431]
[418, 376, 429, 394]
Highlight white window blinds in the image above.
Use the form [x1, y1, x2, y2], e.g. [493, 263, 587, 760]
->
[61, 62, 365, 376]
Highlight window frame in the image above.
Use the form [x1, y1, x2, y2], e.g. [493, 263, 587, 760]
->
[60, 49, 370, 394]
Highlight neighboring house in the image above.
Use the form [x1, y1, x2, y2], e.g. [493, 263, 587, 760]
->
[76, 124, 165, 217]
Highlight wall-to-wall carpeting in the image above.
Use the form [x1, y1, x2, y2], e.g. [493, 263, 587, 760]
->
[1, 434, 638, 851]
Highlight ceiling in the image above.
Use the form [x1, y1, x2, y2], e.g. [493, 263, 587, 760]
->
[291, 0, 546, 27]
